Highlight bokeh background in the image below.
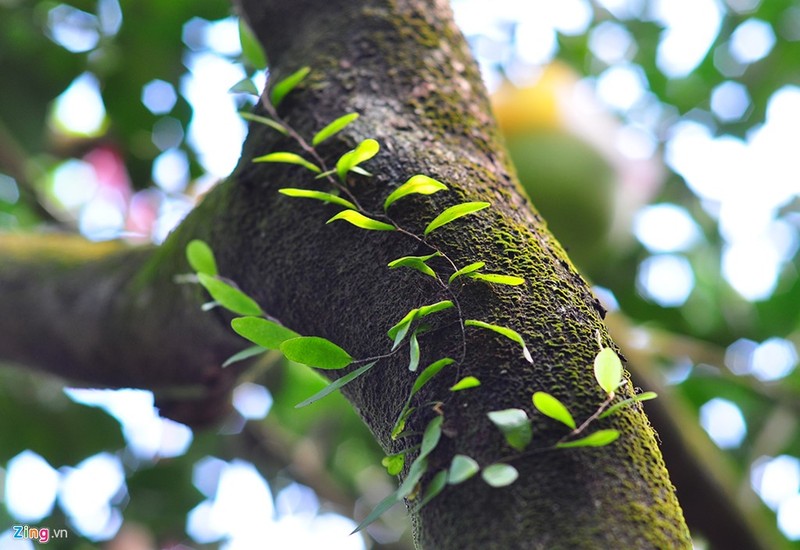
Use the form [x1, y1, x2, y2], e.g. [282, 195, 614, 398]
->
[0, 0, 798, 548]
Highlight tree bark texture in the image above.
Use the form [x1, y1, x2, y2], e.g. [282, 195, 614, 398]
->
[0, 0, 691, 547]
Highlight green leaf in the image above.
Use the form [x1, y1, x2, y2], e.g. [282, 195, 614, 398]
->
[594, 348, 624, 395]
[388, 309, 417, 348]
[238, 18, 267, 69]
[336, 138, 380, 181]
[448, 455, 479, 485]
[351, 489, 400, 534]
[391, 405, 415, 440]
[253, 152, 321, 173]
[467, 273, 525, 286]
[450, 376, 481, 391]
[222, 345, 266, 368]
[229, 78, 259, 95]
[448, 261, 485, 283]
[231, 316, 300, 349]
[420, 416, 443, 459]
[415, 469, 448, 509]
[295, 361, 377, 408]
[398, 456, 429, 500]
[278, 188, 356, 210]
[326, 210, 395, 231]
[412, 358, 455, 396]
[417, 300, 454, 318]
[424, 201, 490, 235]
[557, 429, 620, 449]
[465, 319, 533, 364]
[312, 113, 359, 146]
[239, 112, 288, 135]
[487, 409, 532, 451]
[408, 331, 421, 372]
[599, 392, 658, 419]
[280, 336, 353, 370]
[532, 392, 576, 429]
[382, 453, 405, 476]
[481, 463, 519, 488]
[383, 175, 449, 210]
[197, 274, 262, 316]
[186, 239, 217, 276]
[270, 66, 310, 106]
[387, 253, 440, 278]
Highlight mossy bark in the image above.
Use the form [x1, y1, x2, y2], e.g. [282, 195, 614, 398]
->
[0, 0, 691, 547]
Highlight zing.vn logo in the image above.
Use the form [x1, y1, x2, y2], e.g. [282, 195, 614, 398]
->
[12, 525, 69, 544]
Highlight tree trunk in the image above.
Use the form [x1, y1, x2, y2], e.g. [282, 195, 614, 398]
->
[0, 0, 691, 547]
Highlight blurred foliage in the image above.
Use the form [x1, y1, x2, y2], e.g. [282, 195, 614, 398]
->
[0, 0, 799, 548]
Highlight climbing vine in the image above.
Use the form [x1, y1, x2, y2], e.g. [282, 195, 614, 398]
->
[182, 67, 657, 533]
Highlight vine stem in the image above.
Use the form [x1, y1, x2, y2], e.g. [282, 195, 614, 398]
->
[561, 392, 616, 442]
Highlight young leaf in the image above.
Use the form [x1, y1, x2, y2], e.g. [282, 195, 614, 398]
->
[417, 300, 454, 319]
[295, 361, 377, 408]
[326, 210, 395, 231]
[222, 345, 266, 368]
[599, 392, 658, 419]
[556, 429, 620, 449]
[231, 316, 300, 349]
[391, 405, 415, 440]
[387, 252, 440, 278]
[253, 152, 321, 173]
[419, 416, 443, 459]
[467, 273, 525, 286]
[382, 453, 405, 476]
[424, 201, 490, 235]
[351, 489, 400, 534]
[465, 319, 532, 364]
[383, 175, 449, 210]
[594, 347, 624, 395]
[388, 308, 417, 347]
[270, 66, 310, 106]
[487, 409, 532, 451]
[312, 113, 359, 146]
[450, 376, 481, 391]
[186, 239, 217, 276]
[278, 188, 356, 210]
[408, 331, 421, 372]
[280, 336, 352, 370]
[336, 138, 380, 181]
[532, 392, 576, 429]
[448, 454, 479, 485]
[412, 358, 455, 396]
[415, 469, 448, 509]
[238, 18, 267, 69]
[239, 112, 288, 135]
[481, 463, 519, 488]
[197, 274, 262, 316]
[229, 78, 259, 95]
[397, 456, 429, 499]
[448, 261, 485, 284]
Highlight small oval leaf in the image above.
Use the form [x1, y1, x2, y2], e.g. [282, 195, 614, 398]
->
[481, 463, 519, 488]
[465, 319, 532, 363]
[420, 416, 443, 459]
[253, 152, 321, 173]
[599, 392, 658, 419]
[408, 331, 421, 372]
[239, 112, 289, 135]
[417, 300, 454, 318]
[557, 429, 621, 449]
[326, 209, 395, 231]
[388, 253, 440, 278]
[450, 376, 481, 391]
[412, 358, 455, 396]
[278, 188, 356, 210]
[448, 454, 479, 485]
[270, 66, 310, 106]
[384, 175, 449, 210]
[594, 348, 624, 395]
[231, 316, 300, 349]
[186, 240, 217, 276]
[312, 113, 359, 146]
[467, 273, 525, 286]
[336, 138, 380, 181]
[415, 469, 448, 510]
[280, 336, 353, 370]
[197, 274, 262, 316]
[424, 201, 490, 235]
[382, 453, 405, 476]
[487, 408, 532, 451]
[448, 261, 485, 283]
[532, 392, 576, 429]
